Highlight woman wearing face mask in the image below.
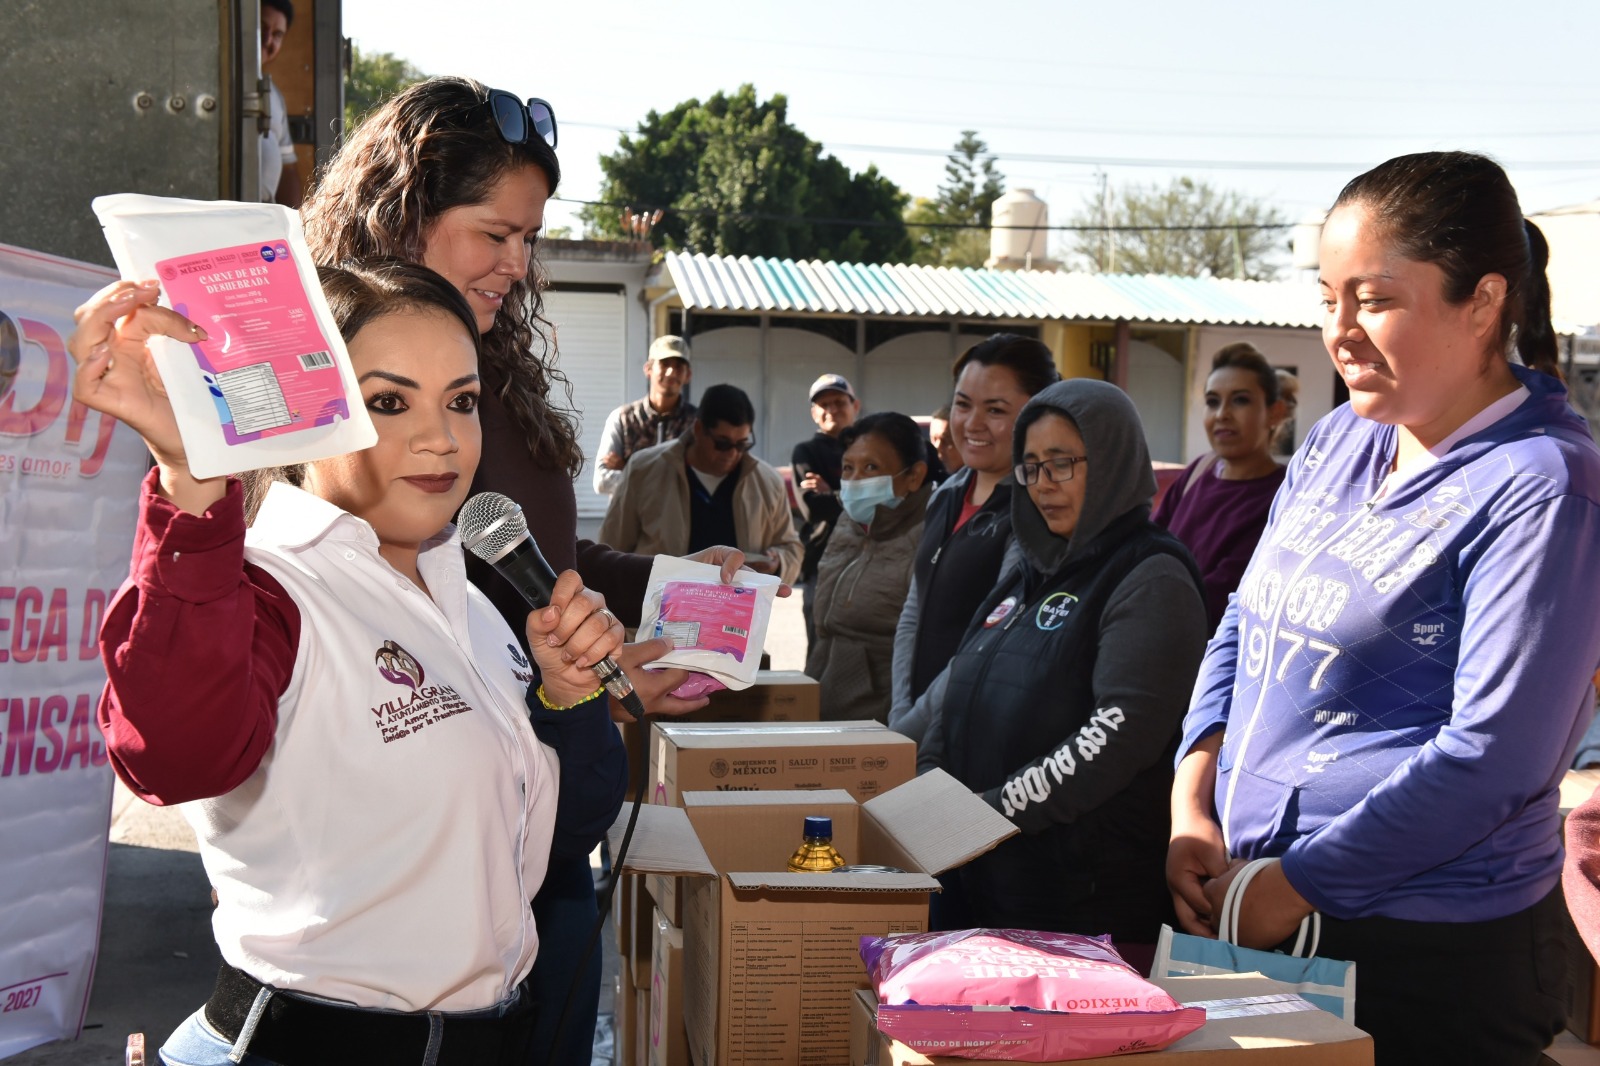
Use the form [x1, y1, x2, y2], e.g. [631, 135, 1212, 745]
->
[1152, 343, 1286, 632]
[805, 413, 932, 723]
[887, 335, 1058, 745]
[921, 379, 1207, 969]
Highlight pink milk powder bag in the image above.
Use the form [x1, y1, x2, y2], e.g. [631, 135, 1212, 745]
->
[860, 929, 1205, 1061]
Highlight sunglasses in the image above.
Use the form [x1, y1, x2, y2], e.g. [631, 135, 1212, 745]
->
[480, 89, 558, 149]
[710, 434, 756, 453]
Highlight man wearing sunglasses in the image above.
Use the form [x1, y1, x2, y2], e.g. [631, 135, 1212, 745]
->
[600, 384, 801, 582]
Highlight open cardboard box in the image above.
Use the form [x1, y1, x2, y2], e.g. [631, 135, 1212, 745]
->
[849, 973, 1373, 1065]
[621, 671, 822, 801]
[645, 720, 915, 925]
[610, 769, 1018, 1066]
[651, 721, 916, 806]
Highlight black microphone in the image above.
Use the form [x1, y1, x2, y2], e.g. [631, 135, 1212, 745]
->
[458, 491, 643, 720]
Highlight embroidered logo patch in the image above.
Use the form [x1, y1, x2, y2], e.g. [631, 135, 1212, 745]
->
[1035, 592, 1079, 631]
[984, 596, 1018, 628]
[375, 640, 425, 691]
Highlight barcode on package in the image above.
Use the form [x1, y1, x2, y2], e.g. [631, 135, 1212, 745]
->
[298, 350, 334, 370]
[722, 626, 749, 638]
[214, 363, 292, 434]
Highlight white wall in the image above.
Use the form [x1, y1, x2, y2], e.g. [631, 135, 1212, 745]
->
[1537, 206, 1600, 330]
[1123, 340, 1187, 464]
[541, 252, 652, 518]
[1186, 327, 1331, 462]
[862, 330, 992, 420]
[680, 324, 1000, 470]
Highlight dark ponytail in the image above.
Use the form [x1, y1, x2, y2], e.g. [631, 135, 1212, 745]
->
[1333, 152, 1552, 364]
[1518, 220, 1562, 380]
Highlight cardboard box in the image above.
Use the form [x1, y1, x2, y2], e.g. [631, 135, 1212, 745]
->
[612, 769, 1017, 1066]
[620, 671, 822, 800]
[849, 973, 1373, 1065]
[629, 875, 656, 990]
[646, 721, 913, 925]
[636, 987, 651, 1066]
[652, 721, 916, 806]
[614, 874, 655, 989]
[702, 670, 820, 720]
[650, 909, 689, 1066]
[613, 970, 633, 1066]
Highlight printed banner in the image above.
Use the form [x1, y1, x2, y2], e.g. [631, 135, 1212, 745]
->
[0, 243, 145, 1057]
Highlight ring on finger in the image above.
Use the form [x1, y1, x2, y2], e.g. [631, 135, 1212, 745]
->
[598, 608, 617, 628]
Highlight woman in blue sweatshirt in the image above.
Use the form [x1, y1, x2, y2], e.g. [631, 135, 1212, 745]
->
[1167, 152, 1600, 1064]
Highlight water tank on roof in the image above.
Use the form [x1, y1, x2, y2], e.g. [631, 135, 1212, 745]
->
[1291, 212, 1326, 271]
[987, 189, 1057, 271]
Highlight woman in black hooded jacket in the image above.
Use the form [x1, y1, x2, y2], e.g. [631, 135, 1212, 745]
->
[921, 378, 1208, 972]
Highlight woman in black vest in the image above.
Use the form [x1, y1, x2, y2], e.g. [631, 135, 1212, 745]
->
[887, 335, 1058, 744]
[924, 378, 1208, 974]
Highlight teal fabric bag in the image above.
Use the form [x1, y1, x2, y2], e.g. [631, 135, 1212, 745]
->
[1152, 859, 1357, 1021]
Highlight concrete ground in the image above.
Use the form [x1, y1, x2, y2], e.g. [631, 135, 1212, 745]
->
[7, 590, 808, 1065]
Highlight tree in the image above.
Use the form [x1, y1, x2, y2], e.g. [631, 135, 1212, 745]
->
[906, 131, 1006, 268]
[1069, 177, 1287, 280]
[581, 85, 910, 264]
[343, 45, 427, 135]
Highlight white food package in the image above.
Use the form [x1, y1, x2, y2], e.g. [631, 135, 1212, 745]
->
[638, 555, 782, 691]
[92, 193, 375, 478]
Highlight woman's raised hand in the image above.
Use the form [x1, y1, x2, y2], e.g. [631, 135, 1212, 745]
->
[525, 570, 627, 708]
[69, 279, 208, 471]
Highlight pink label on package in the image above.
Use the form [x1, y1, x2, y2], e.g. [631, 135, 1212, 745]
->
[652, 581, 756, 662]
[157, 242, 350, 445]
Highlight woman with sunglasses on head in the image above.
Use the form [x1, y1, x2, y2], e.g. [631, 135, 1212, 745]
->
[301, 78, 739, 1064]
[917, 379, 1207, 969]
[1167, 152, 1600, 1064]
[74, 261, 640, 1065]
[805, 412, 932, 725]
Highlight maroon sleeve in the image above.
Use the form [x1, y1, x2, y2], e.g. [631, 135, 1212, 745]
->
[1566, 786, 1600, 963]
[97, 471, 300, 805]
[1151, 457, 1199, 530]
[574, 539, 652, 629]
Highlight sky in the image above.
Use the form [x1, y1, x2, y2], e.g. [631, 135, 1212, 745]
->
[341, 0, 1600, 270]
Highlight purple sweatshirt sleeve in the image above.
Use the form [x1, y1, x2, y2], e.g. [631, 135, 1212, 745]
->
[1176, 452, 1305, 763]
[97, 471, 299, 805]
[1280, 495, 1600, 916]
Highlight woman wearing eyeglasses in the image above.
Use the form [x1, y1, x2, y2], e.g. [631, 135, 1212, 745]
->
[917, 378, 1207, 970]
[301, 78, 727, 1065]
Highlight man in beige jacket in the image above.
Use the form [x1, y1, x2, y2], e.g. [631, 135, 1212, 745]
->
[598, 384, 802, 584]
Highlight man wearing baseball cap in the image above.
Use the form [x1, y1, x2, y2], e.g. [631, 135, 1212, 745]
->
[791, 373, 861, 651]
[594, 335, 697, 497]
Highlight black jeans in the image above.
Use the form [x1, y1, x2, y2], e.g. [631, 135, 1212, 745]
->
[1316, 885, 1568, 1066]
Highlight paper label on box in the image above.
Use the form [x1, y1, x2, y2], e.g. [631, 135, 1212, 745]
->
[723, 918, 922, 1066]
[156, 241, 350, 444]
[1186, 993, 1320, 1019]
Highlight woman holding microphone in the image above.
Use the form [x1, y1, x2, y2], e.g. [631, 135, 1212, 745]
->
[74, 260, 639, 1065]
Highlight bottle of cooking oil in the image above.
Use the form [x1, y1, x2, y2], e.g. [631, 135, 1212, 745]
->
[787, 815, 846, 872]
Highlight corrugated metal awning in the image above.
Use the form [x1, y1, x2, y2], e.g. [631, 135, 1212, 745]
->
[663, 252, 1321, 329]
